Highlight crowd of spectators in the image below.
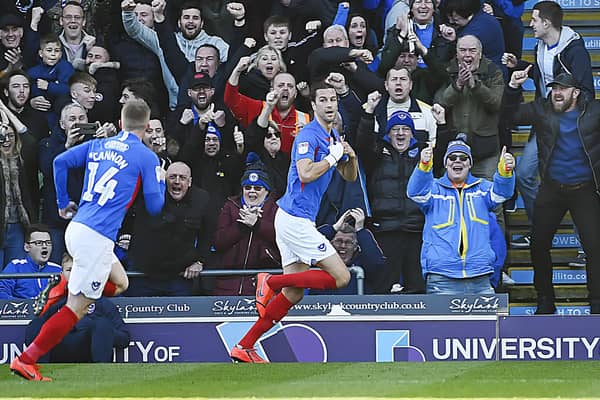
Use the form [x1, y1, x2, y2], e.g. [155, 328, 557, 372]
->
[0, 0, 597, 314]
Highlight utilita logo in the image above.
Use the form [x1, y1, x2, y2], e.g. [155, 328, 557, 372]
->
[448, 296, 500, 313]
[0, 301, 30, 318]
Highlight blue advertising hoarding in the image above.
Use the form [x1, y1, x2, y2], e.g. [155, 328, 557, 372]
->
[2, 295, 600, 363]
[3, 316, 600, 363]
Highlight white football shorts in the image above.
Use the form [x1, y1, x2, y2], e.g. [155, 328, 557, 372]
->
[274, 208, 337, 267]
[64, 221, 118, 299]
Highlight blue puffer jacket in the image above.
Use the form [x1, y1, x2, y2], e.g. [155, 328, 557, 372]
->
[407, 168, 514, 279]
[0, 256, 62, 299]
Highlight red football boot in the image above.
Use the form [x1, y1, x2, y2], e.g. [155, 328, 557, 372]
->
[33, 274, 67, 316]
[255, 273, 275, 318]
[230, 345, 269, 363]
[10, 356, 52, 381]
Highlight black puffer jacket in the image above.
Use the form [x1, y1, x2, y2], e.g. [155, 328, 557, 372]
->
[503, 86, 600, 191]
[356, 112, 425, 233]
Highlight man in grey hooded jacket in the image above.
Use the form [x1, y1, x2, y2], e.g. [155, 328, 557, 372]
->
[502, 0, 593, 253]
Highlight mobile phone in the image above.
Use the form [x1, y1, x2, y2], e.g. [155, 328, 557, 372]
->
[74, 122, 99, 136]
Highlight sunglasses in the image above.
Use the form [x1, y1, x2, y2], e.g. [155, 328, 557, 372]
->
[265, 132, 280, 139]
[243, 185, 265, 191]
[448, 154, 469, 162]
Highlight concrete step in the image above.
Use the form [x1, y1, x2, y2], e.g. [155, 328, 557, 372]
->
[511, 132, 529, 147]
[505, 211, 574, 227]
[507, 284, 588, 302]
[507, 248, 579, 265]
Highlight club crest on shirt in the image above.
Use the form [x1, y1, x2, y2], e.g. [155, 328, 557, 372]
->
[91, 281, 101, 291]
[297, 142, 309, 155]
[318, 242, 327, 252]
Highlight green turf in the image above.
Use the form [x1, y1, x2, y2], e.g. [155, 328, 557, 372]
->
[3, 362, 600, 398]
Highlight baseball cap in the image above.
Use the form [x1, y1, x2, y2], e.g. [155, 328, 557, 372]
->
[546, 73, 578, 89]
[0, 14, 24, 29]
[189, 72, 212, 89]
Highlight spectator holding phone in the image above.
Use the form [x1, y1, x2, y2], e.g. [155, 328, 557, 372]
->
[38, 103, 114, 263]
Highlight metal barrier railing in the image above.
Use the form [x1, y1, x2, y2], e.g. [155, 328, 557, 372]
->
[0, 266, 365, 295]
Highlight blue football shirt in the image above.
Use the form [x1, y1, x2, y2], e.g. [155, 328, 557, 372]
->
[54, 131, 166, 240]
[277, 119, 343, 221]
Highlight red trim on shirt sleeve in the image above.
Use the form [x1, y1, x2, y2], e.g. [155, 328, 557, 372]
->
[125, 175, 141, 209]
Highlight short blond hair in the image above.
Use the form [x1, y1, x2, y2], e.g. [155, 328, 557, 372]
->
[121, 99, 150, 132]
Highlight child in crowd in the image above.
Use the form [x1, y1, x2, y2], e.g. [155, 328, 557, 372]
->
[27, 33, 75, 121]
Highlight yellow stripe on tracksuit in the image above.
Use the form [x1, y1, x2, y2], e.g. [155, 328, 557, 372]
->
[432, 199, 455, 229]
[431, 180, 488, 277]
[458, 189, 468, 277]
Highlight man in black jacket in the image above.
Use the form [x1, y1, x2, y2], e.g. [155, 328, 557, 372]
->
[1, 70, 49, 142]
[504, 70, 600, 315]
[128, 161, 212, 296]
[503, 1, 593, 253]
[356, 92, 446, 294]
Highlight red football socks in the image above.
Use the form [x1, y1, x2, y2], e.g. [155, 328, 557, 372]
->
[20, 306, 79, 364]
[102, 281, 117, 297]
[239, 293, 293, 348]
[267, 270, 337, 291]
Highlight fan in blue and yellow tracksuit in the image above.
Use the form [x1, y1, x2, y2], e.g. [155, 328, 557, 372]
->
[407, 139, 515, 294]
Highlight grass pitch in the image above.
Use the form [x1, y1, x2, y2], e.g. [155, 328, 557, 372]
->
[2, 361, 600, 399]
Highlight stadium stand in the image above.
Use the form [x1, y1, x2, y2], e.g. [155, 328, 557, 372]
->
[505, 0, 599, 314]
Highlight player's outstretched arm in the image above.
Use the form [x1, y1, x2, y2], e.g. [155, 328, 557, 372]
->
[141, 158, 166, 216]
[53, 141, 91, 212]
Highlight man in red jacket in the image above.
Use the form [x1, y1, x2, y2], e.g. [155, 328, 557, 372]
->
[225, 58, 309, 155]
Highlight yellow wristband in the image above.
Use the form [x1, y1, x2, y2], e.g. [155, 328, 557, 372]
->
[419, 160, 433, 172]
[497, 158, 512, 178]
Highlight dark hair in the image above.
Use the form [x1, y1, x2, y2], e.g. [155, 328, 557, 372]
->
[533, 1, 563, 29]
[263, 15, 291, 34]
[122, 78, 156, 109]
[69, 71, 97, 88]
[385, 66, 413, 81]
[310, 81, 335, 101]
[25, 224, 51, 242]
[62, 1, 84, 15]
[444, 0, 480, 19]
[179, 1, 202, 18]
[39, 34, 61, 50]
[195, 43, 220, 62]
[345, 13, 377, 54]
[0, 69, 30, 91]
